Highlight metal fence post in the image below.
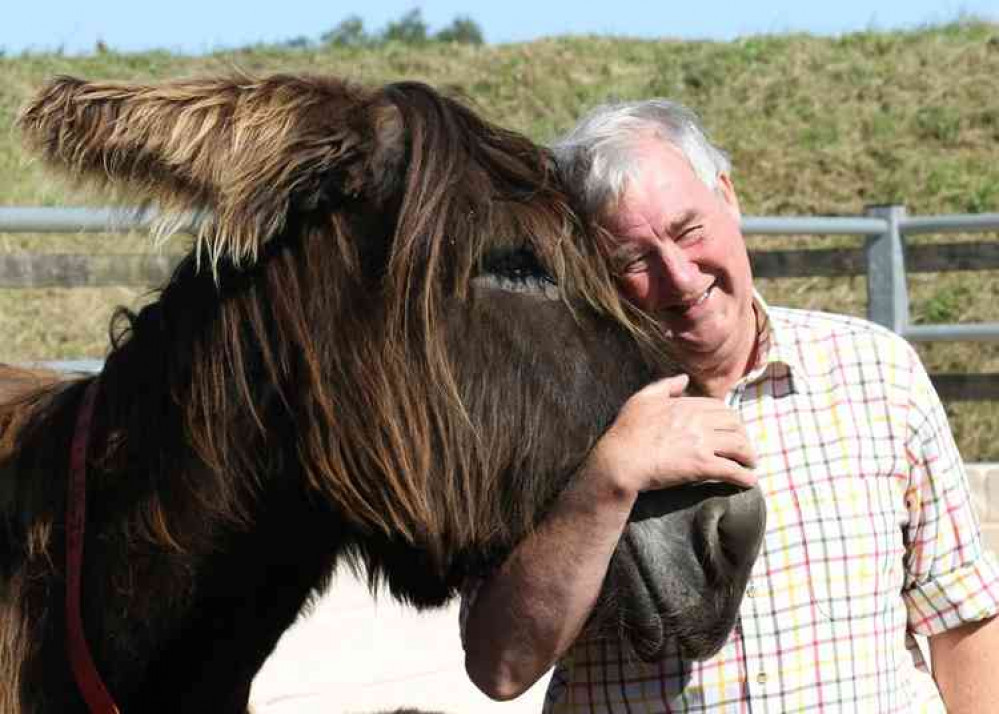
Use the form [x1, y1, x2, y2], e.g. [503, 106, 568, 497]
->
[864, 204, 910, 333]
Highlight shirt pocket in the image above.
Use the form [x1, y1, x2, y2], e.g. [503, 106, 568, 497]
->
[796, 472, 906, 621]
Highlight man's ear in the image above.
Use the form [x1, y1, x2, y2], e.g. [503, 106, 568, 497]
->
[715, 172, 741, 220]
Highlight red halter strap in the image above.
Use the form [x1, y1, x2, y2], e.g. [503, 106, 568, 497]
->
[66, 379, 121, 714]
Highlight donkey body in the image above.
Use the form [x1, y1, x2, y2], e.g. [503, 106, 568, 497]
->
[1, 75, 764, 713]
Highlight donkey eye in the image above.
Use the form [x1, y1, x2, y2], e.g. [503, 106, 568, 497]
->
[484, 248, 553, 284]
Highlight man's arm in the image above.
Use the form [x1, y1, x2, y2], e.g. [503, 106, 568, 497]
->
[930, 615, 999, 713]
[463, 458, 636, 699]
[463, 375, 758, 700]
[900, 345, 999, 711]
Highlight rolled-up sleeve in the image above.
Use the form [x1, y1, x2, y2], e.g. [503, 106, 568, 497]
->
[901, 358, 999, 636]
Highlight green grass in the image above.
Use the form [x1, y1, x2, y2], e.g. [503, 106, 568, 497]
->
[1, 22, 998, 458]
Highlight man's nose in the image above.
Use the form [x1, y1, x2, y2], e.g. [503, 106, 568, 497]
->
[656, 241, 700, 293]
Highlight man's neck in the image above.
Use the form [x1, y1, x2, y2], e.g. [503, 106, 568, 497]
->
[684, 304, 763, 400]
[687, 363, 747, 400]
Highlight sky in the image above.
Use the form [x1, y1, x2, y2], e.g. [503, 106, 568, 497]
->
[2, 0, 996, 56]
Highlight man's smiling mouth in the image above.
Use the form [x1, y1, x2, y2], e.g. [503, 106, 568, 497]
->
[667, 282, 715, 316]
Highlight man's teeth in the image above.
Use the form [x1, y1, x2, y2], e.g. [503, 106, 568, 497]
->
[672, 287, 712, 312]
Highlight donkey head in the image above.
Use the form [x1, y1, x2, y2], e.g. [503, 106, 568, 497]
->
[18, 74, 764, 663]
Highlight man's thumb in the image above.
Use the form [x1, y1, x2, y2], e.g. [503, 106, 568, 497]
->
[662, 373, 690, 397]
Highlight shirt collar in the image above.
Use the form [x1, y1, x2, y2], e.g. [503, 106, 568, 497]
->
[739, 291, 814, 394]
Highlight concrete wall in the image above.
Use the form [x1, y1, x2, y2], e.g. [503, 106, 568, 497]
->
[968, 463, 999, 556]
[251, 464, 999, 714]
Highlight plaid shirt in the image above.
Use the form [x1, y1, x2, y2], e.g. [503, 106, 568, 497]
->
[464, 301, 999, 713]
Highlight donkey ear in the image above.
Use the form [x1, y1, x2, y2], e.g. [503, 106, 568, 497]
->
[17, 74, 404, 265]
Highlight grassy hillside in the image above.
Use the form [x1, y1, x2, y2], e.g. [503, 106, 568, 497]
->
[1, 22, 997, 457]
[4, 23, 999, 211]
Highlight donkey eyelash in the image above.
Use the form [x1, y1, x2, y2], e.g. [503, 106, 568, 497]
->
[482, 247, 554, 284]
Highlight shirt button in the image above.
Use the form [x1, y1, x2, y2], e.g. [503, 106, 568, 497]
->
[757, 672, 768, 685]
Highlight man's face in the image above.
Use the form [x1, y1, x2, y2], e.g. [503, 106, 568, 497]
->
[603, 139, 755, 370]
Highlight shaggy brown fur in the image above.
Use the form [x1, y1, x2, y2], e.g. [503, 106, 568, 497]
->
[1, 74, 764, 713]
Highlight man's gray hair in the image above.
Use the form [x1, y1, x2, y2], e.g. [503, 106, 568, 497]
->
[551, 99, 731, 218]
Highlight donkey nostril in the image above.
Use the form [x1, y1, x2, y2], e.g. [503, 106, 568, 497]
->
[717, 512, 753, 569]
[716, 488, 767, 567]
[696, 488, 766, 583]
[694, 501, 727, 583]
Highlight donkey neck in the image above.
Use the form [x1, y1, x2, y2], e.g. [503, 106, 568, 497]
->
[59, 254, 340, 709]
[61, 372, 342, 712]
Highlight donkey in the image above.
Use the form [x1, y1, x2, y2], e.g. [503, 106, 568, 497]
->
[1, 74, 765, 713]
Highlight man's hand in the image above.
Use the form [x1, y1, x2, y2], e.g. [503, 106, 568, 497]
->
[464, 374, 758, 700]
[587, 374, 758, 496]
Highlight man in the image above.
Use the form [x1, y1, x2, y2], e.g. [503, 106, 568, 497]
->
[461, 99, 999, 712]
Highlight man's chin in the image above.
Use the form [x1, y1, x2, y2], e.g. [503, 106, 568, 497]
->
[662, 326, 726, 356]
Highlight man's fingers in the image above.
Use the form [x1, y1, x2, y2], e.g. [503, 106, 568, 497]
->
[638, 374, 689, 400]
[714, 435, 758, 469]
[705, 411, 747, 432]
[663, 374, 690, 397]
[708, 456, 758, 487]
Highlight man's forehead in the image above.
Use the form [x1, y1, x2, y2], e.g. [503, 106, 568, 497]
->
[605, 207, 700, 246]
[603, 210, 649, 236]
[630, 137, 694, 176]
[614, 146, 701, 213]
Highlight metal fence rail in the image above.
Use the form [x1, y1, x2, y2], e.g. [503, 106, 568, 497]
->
[743, 206, 999, 342]
[0, 206, 199, 234]
[2, 204, 998, 343]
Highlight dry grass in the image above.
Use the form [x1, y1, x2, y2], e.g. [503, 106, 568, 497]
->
[1, 23, 997, 458]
